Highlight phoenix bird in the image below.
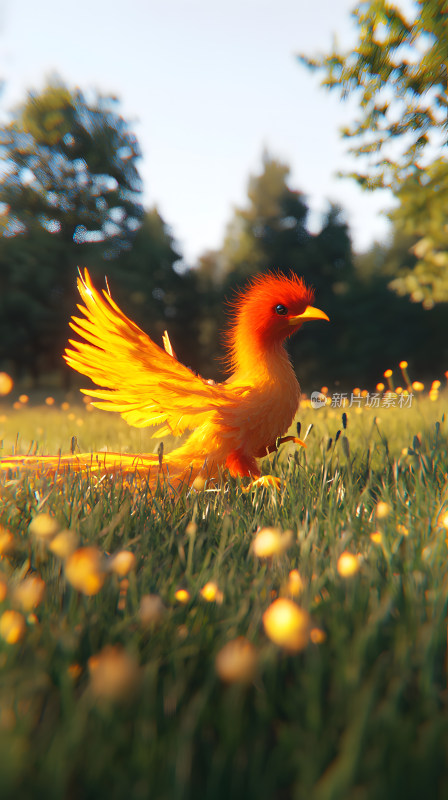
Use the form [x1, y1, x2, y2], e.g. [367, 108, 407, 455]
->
[0, 270, 329, 490]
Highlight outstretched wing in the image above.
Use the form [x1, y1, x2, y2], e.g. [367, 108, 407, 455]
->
[64, 270, 243, 435]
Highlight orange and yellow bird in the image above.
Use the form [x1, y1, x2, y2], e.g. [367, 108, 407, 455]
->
[0, 270, 329, 489]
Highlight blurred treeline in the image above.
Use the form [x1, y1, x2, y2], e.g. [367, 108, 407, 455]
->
[0, 80, 446, 391]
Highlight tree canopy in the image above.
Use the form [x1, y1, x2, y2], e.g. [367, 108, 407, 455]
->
[0, 79, 143, 257]
[300, 0, 448, 305]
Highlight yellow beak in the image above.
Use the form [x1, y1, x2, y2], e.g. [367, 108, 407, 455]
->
[288, 305, 330, 325]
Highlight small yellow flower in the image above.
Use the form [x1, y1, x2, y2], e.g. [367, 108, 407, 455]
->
[200, 581, 224, 603]
[48, 530, 79, 559]
[412, 381, 424, 392]
[109, 550, 136, 577]
[399, 361, 408, 369]
[263, 598, 310, 651]
[0, 527, 14, 554]
[370, 531, 383, 545]
[139, 594, 165, 626]
[0, 373, 13, 396]
[252, 527, 292, 558]
[215, 637, 257, 683]
[192, 475, 206, 491]
[88, 645, 140, 701]
[376, 501, 391, 519]
[65, 547, 105, 596]
[185, 521, 197, 536]
[376, 382, 385, 392]
[439, 512, 448, 530]
[310, 627, 326, 644]
[337, 552, 360, 578]
[383, 369, 393, 378]
[18, 394, 29, 404]
[29, 513, 60, 541]
[61, 401, 70, 411]
[0, 610, 26, 644]
[67, 663, 82, 681]
[175, 588, 190, 604]
[13, 575, 45, 611]
[285, 569, 304, 598]
[397, 524, 409, 537]
[45, 396, 55, 406]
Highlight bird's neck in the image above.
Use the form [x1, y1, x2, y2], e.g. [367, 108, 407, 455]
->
[228, 327, 295, 387]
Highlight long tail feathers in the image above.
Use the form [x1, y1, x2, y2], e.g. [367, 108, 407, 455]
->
[0, 450, 205, 492]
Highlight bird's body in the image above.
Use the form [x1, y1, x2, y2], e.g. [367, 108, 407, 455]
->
[0, 271, 328, 489]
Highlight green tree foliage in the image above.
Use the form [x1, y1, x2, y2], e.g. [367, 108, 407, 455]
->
[0, 79, 143, 255]
[387, 158, 448, 304]
[300, 0, 448, 189]
[0, 79, 144, 381]
[300, 0, 448, 304]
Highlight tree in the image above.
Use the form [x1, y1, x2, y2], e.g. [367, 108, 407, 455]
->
[219, 152, 310, 283]
[300, 0, 448, 189]
[300, 0, 448, 304]
[0, 78, 144, 381]
[0, 78, 143, 257]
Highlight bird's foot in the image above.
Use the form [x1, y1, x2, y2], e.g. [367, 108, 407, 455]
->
[243, 475, 282, 492]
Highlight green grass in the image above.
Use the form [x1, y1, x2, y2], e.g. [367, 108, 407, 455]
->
[0, 394, 447, 800]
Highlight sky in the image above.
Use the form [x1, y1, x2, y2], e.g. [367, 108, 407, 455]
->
[0, 0, 396, 265]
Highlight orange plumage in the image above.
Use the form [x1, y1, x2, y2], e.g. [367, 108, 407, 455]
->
[0, 270, 329, 489]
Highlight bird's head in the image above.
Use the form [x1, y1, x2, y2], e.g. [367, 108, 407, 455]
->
[225, 271, 329, 373]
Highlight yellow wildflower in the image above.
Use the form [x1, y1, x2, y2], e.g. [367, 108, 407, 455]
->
[88, 645, 140, 701]
[48, 530, 79, 559]
[337, 552, 360, 578]
[65, 547, 105, 595]
[376, 501, 391, 519]
[285, 569, 305, 597]
[0, 610, 26, 644]
[200, 581, 224, 603]
[263, 598, 310, 651]
[215, 637, 257, 683]
[29, 514, 60, 541]
[0, 373, 13, 396]
[310, 628, 326, 644]
[109, 550, 136, 577]
[13, 575, 45, 611]
[252, 527, 292, 558]
[175, 588, 190, 604]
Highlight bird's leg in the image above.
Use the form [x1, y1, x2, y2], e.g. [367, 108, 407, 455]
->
[266, 436, 307, 455]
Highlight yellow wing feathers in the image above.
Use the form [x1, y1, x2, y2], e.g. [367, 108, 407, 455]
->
[64, 270, 241, 436]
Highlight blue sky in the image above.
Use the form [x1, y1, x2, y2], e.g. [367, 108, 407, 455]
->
[0, 0, 396, 264]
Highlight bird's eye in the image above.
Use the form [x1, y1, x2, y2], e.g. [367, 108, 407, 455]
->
[275, 304, 288, 316]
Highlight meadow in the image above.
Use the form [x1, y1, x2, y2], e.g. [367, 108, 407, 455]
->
[0, 377, 447, 800]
